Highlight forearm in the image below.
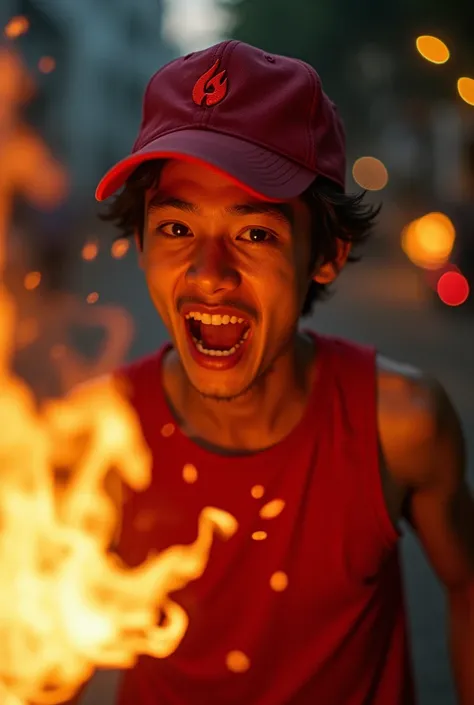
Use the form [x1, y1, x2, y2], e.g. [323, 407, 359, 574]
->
[449, 583, 474, 704]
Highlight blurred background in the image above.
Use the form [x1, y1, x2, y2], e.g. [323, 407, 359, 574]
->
[0, 0, 473, 703]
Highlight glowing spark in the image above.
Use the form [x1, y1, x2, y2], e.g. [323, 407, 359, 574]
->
[4, 16, 29, 38]
[250, 485, 265, 499]
[161, 423, 175, 438]
[270, 571, 288, 592]
[86, 292, 99, 304]
[23, 272, 41, 290]
[259, 499, 285, 519]
[251, 531, 267, 541]
[182, 464, 198, 484]
[111, 239, 130, 259]
[226, 650, 250, 673]
[82, 242, 99, 261]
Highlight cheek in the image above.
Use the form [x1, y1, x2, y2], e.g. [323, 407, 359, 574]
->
[252, 259, 302, 323]
[141, 255, 175, 318]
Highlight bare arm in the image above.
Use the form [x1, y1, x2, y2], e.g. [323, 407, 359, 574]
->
[408, 381, 474, 704]
[380, 367, 474, 704]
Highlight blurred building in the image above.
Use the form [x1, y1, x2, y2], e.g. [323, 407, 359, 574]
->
[1, 0, 177, 199]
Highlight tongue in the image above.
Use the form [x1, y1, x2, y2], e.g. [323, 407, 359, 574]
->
[199, 322, 247, 350]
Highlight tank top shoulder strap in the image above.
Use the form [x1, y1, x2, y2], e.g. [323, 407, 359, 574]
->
[305, 331, 398, 547]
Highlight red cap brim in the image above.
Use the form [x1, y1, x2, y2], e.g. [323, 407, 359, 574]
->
[95, 129, 316, 202]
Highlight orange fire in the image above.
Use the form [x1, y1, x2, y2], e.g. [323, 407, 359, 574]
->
[0, 276, 237, 705]
[0, 335, 237, 703]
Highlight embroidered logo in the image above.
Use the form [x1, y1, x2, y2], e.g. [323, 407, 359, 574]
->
[192, 59, 228, 107]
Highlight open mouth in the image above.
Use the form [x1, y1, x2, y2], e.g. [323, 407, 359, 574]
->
[184, 311, 251, 358]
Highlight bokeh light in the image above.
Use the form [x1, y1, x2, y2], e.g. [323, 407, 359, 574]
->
[24, 271, 41, 290]
[111, 239, 130, 259]
[182, 463, 198, 484]
[250, 485, 265, 499]
[352, 157, 388, 191]
[82, 241, 99, 261]
[401, 212, 456, 269]
[457, 77, 474, 106]
[226, 651, 250, 673]
[4, 16, 30, 39]
[415, 35, 450, 64]
[259, 499, 285, 519]
[437, 271, 469, 306]
[270, 571, 288, 592]
[38, 56, 56, 74]
[86, 292, 99, 304]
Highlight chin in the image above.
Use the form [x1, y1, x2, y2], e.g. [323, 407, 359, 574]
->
[184, 365, 257, 403]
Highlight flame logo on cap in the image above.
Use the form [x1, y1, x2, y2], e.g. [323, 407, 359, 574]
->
[192, 59, 228, 107]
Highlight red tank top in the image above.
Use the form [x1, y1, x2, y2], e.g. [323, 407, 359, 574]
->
[115, 332, 415, 705]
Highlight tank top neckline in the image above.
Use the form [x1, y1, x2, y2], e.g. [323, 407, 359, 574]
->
[152, 329, 330, 468]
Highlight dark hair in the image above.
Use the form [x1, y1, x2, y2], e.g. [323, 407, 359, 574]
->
[99, 160, 380, 316]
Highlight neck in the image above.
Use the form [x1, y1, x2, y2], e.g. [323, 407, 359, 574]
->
[163, 331, 317, 453]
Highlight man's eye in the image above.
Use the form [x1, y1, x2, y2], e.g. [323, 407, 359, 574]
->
[157, 222, 192, 238]
[238, 228, 274, 243]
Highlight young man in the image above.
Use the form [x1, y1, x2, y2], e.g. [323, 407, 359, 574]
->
[91, 41, 473, 705]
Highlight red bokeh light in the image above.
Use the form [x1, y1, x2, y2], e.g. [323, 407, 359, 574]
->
[437, 271, 470, 306]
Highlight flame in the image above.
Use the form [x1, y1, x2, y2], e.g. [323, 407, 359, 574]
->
[0, 355, 238, 704]
[0, 248, 237, 704]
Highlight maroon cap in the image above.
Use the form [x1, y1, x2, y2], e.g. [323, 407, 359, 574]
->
[96, 40, 346, 202]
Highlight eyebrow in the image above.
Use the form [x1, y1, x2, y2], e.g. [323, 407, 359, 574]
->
[147, 194, 294, 228]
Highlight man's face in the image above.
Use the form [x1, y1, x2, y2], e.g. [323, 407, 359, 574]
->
[140, 159, 313, 401]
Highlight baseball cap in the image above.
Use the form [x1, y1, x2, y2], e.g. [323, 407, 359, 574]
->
[95, 40, 346, 202]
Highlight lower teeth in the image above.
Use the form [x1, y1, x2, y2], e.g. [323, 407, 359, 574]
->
[192, 329, 249, 357]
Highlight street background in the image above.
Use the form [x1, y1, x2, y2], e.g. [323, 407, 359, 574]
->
[1, 0, 473, 703]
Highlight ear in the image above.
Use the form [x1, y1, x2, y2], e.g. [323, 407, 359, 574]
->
[312, 241, 351, 285]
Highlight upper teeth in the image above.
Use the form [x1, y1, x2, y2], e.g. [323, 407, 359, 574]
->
[185, 312, 245, 325]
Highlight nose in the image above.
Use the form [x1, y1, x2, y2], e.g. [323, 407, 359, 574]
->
[185, 238, 240, 295]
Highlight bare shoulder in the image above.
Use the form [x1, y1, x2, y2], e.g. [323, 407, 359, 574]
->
[376, 354, 464, 488]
